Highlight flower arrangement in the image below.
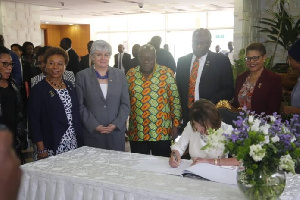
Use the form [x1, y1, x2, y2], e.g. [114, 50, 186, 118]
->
[224, 111, 299, 175]
[202, 109, 299, 199]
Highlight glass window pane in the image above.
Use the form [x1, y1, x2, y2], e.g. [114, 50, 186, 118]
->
[128, 14, 165, 31]
[210, 29, 233, 54]
[167, 12, 206, 30]
[208, 11, 234, 28]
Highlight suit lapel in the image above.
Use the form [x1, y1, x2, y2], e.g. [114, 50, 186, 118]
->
[106, 67, 114, 100]
[88, 68, 106, 101]
[200, 51, 212, 80]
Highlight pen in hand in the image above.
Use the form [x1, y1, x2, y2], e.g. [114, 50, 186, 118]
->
[172, 151, 178, 162]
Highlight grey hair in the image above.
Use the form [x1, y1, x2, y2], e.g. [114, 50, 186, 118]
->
[90, 40, 112, 56]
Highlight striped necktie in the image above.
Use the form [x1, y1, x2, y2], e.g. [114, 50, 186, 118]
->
[188, 57, 200, 108]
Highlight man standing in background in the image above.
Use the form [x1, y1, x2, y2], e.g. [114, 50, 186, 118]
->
[129, 44, 140, 69]
[176, 28, 234, 129]
[114, 44, 131, 74]
[215, 45, 221, 53]
[149, 36, 176, 73]
[78, 40, 94, 71]
[226, 41, 234, 65]
[60, 37, 80, 74]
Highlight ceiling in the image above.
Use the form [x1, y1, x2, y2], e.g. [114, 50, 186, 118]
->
[5, 0, 234, 24]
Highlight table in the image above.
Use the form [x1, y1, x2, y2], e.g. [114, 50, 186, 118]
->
[18, 146, 300, 200]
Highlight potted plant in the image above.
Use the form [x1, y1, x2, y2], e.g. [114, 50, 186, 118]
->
[253, 0, 300, 91]
[254, 0, 300, 68]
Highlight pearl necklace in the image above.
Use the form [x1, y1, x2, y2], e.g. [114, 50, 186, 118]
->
[47, 78, 65, 88]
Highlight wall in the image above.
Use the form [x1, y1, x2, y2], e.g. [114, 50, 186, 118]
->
[0, 1, 41, 47]
[41, 24, 90, 57]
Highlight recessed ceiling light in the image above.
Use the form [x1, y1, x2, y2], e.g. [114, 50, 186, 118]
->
[69, 24, 73, 25]
[45, 22, 49, 24]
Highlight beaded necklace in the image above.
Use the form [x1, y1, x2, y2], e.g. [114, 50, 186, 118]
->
[47, 78, 65, 88]
[95, 70, 109, 79]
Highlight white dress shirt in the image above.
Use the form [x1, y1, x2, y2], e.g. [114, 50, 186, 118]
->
[118, 53, 124, 71]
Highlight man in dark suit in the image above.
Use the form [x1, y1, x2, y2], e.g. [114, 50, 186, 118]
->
[129, 44, 140, 69]
[78, 40, 93, 71]
[114, 44, 131, 74]
[149, 36, 176, 73]
[60, 37, 79, 74]
[176, 28, 234, 128]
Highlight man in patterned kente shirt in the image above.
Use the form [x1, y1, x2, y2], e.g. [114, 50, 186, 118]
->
[126, 44, 181, 157]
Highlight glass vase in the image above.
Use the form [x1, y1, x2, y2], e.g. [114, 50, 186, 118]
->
[237, 165, 286, 200]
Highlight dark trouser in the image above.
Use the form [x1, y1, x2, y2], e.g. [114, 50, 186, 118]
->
[130, 140, 171, 157]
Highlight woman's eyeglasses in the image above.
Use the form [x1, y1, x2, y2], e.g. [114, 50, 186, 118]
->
[245, 55, 265, 62]
[47, 61, 64, 67]
[0, 62, 15, 68]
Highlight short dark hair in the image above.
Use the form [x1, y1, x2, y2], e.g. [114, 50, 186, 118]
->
[0, 46, 11, 58]
[61, 38, 72, 47]
[189, 99, 221, 132]
[22, 41, 34, 54]
[149, 36, 162, 50]
[37, 46, 51, 57]
[43, 47, 69, 65]
[10, 43, 22, 51]
[246, 42, 266, 55]
[193, 28, 212, 41]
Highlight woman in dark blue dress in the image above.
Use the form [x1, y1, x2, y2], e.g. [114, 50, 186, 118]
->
[28, 47, 83, 160]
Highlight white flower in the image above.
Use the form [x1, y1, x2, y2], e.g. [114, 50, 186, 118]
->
[269, 116, 276, 122]
[223, 125, 234, 136]
[271, 136, 280, 143]
[248, 115, 254, 123]
[260, 124, 270, 135]
[279, 154, 295, 173]
[291, 136, 296, 143]
[202, 128, 226, 152]
[251, 119, 260, 132]
[282, 126, 289, 134]
[263, 136, 270, 144]
[249, 144, 265, 162]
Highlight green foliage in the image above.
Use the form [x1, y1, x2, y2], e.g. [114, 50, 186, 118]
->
[231, 49, 247, 83]
[254, 1, 300, 51]
[253, 0, 300, 68]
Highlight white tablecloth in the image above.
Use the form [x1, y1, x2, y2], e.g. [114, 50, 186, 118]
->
[18, 146, 300, 200]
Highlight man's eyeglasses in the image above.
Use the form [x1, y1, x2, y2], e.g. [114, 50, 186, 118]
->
[245, 55, 265, 62]
[0, 62, 15, 68]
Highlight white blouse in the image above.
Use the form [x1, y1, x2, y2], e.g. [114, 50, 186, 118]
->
[100, 83, 108, 99]
[171, 122, 232, 159]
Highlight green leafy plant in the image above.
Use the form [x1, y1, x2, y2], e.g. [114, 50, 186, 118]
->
[254, 0, 300, 67]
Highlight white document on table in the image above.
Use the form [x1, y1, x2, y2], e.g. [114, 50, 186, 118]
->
[131, 157, 237, 185]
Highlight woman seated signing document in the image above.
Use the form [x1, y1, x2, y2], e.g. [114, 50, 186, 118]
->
[169, 99, 239, 168]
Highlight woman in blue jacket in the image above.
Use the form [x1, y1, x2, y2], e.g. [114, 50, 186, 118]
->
[28, 47, 83, 160]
